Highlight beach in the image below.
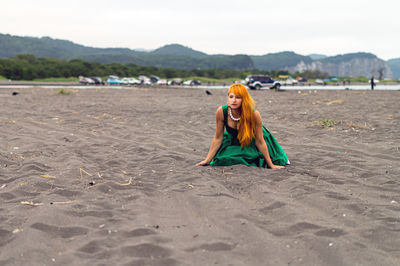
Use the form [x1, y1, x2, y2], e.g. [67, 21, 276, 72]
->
[0, 86, 399, 265]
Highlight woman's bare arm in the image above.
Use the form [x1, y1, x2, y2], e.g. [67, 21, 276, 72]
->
[197, 107, 225, 166]
[254, 111, 285, 169]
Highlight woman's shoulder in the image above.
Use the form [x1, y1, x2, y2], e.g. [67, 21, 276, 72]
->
[216, 105, 228, 114]
[216, 106, 224, 117]
[216, 105, 225, 111]
[214, 106, 227, 123]
[253, 110, 262, 123]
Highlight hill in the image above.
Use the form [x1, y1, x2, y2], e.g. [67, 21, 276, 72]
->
[151, 44, 207, 58]
[308, 54, 327, 60]
[0, 33, 395, 78]
[0, 34, 254, 70]
[281, 52, 392, 79]
[0, 33, 141, 59]
[318, 53, 392, 79]
[251, 51, 313, 71]
[387, 58, 400, 79]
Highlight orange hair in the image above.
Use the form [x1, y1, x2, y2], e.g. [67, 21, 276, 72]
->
[228, 83, 256, 147]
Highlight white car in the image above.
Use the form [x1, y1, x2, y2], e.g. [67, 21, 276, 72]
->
[79, 76, 95, 85]
[121, 77, 141, 85]
[282, 78, 298, 86]
[157, 79, 169, 85]
[138, 75, 152, 85]
[183, 79, 202, 86]
[120, 78, 130, 85]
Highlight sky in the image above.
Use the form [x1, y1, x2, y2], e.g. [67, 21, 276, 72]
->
[1, 0, 399, 60]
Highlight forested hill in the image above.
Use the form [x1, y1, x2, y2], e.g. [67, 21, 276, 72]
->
[0, 33, 396, 78]
[151, 44, 207, 57]
[319, 52, 378, 63]
[0, 34, 253, 70]
[0, 33, 141, 59]
[251, 51, 313, 70]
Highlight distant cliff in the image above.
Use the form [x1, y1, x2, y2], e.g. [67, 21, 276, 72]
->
[286, 53, 393, 79]
[0, 33, 395, 78]
[387, 58, 400, 79]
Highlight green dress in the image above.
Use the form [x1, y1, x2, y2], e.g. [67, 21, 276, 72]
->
[210, 104, 289, 168]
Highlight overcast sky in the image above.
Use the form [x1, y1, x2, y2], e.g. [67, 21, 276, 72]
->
[1, 0, 399, 60]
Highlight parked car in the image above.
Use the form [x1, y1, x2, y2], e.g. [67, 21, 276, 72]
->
[157, 79, 169, 85]
[129, 77, 141, 85]
[138, 75, 152, 85]
[169, 78, 183, 85]
[245, 75, 281, 90]
[121, 77, 141, 85]
[150, 75, 160, 83]
[183, 79, 202, 86]
[279, 75, 298, 86]
[79, 76, 95, 85]
[296, 77, 308, 82]
[107, 75, 123, 85]
[90, 77, 105, 85]
[120, 77, 129, 85]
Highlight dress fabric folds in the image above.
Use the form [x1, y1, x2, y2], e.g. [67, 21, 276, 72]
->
[210, 104, 288, 168]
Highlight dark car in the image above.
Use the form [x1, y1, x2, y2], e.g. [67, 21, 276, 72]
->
[150, 75, 160, 83]
[90, 77, 105, 85]
[245, 75, 281, 90]
[190, 79, 201, 85]
[169, 78, 183, 85]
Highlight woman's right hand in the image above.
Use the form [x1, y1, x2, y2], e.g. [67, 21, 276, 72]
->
[196, 160, 210, 166]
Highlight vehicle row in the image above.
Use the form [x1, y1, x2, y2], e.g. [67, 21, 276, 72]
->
[79, 75, 202, 86]
[244, 75, 352, 90]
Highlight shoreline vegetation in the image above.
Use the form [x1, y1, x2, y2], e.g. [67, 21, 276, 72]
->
[1, 55, 399, 85]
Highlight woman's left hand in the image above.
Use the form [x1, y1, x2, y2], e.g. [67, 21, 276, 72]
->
[271, 164, 285, 169]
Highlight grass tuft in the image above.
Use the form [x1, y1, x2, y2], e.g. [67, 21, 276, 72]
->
[310, 119, 336, 128]
[58, 88, 71, 95]
[320, 119, 335, 127]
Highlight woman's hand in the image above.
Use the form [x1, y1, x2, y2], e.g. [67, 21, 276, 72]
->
[270, 164, 285, 169]
[197, 160, 210, 166]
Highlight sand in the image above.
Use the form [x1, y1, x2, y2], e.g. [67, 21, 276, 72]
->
[0, 86, 399, 265]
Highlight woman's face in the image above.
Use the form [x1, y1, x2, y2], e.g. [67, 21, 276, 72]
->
[228, 92, 242, 110]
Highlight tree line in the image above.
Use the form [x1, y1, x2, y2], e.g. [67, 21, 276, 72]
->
[0, 54, 328, 81]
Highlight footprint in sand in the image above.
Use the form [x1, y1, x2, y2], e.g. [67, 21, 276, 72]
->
[126, 228, 157, 238]
[185, 242, 236, 252]
[120, 243, 172, 258]
[30, 223, 88, 238]
[0, 229, 14, 247]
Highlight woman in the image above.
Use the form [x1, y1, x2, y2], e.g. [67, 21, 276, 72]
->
[197, 83, 288, 169]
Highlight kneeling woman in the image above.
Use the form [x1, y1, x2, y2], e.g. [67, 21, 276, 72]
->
[197, 83, 289, 169]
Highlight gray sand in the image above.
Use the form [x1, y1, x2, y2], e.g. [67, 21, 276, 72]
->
[0, 87, 399, 265]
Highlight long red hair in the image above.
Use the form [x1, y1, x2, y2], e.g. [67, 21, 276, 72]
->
[228, 83, 256, 147]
